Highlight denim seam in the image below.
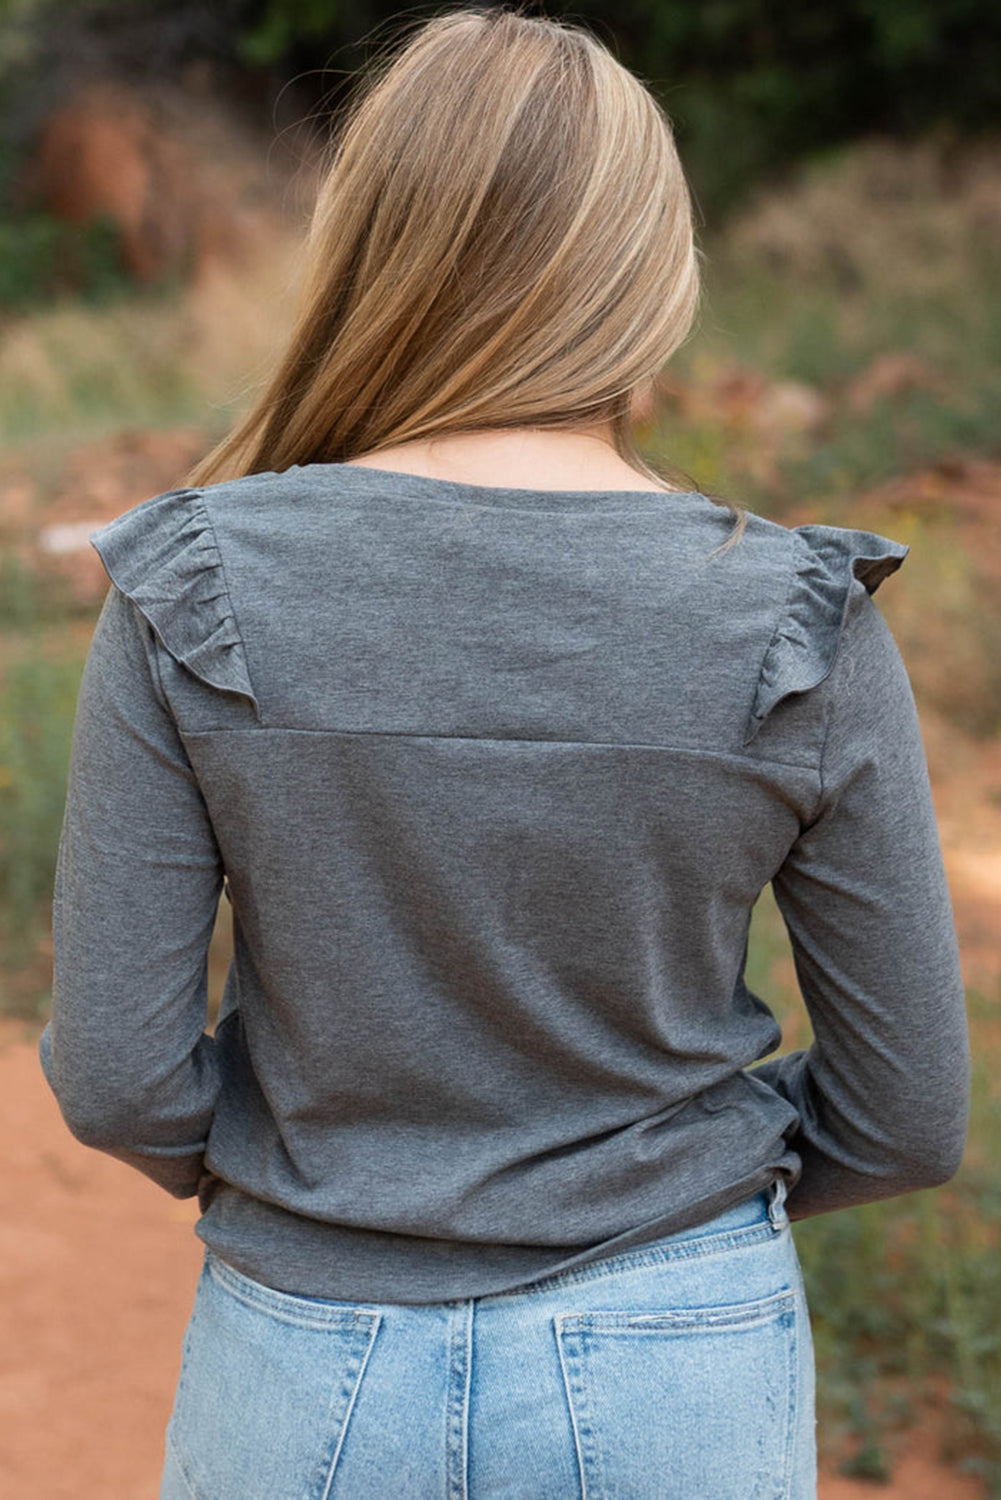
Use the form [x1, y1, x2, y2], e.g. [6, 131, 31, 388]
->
[445, 1300, 473, 1500]
[780, 1296, 800, 1500]
[317, 1316, 383, 1500]
[164, 1426, 203, 1500]
[553, 1319, 589, 1498]
[556, 1287, 797, 1332]
[554, 1318, 601, 1499]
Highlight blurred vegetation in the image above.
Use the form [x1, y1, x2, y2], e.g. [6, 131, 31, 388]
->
[0, 561, 89, 1019]
[0, 209, 132, 312]
[670, 241, 1001, 511]
[0, 289, 210, 445]
[1, 0, 1000, 258]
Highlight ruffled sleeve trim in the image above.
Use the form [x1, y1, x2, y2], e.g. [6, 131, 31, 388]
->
[743, 523, 909, 748]
[89, 487, 260, 714]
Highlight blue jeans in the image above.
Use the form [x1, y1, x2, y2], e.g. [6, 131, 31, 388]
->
[160, 1177, 816, 1498]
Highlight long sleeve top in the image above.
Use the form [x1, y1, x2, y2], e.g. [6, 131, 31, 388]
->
[37, 464, 972, 1303]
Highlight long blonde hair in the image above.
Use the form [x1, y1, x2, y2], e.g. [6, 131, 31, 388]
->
[187, 3, 745, 548]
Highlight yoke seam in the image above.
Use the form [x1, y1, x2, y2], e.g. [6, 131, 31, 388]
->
[179, 725, 824, 776]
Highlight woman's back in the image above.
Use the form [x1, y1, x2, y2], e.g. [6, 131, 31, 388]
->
[39, 455, 969, 1303]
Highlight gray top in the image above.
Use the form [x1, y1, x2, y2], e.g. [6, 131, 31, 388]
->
[38, 464, 971, 1303]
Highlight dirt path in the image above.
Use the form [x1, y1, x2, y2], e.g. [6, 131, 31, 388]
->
[0, 1016, 203, 1499]
[0, 1018, 987, 1500]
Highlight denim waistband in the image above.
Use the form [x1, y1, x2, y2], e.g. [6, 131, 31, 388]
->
[474, 1177, 791, 1305]
[647, 1176, 788, 1243]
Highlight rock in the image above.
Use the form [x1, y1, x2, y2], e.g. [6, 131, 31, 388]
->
[24, 76, 292, 286]
[29, 80, 195, 283]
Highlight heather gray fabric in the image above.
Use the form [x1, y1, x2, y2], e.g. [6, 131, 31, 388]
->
[38, 465, 971, 1302]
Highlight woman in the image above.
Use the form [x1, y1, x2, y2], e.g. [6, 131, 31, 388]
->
[39, 6, 971, 1497]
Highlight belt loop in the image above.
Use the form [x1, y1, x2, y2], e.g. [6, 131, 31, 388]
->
[767, 1174, 788, 1229]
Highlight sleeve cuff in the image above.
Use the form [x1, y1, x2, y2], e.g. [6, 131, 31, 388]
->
[96, 1140, 208, 1199]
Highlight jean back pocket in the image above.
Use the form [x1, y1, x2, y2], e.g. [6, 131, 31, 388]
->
[165, 1252, 382, 1500]
[554, 1286, 799, 1500]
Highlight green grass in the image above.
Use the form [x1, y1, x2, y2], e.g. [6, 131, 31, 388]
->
[0, 559, 89, 1017]
[0, 650, 80, 957]
[0, 210, 133, 315]
[0, 291, 208, 446]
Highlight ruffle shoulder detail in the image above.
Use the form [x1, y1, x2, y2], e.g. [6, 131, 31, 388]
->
[89, 487, 259, 713]
[743, 523, 908, 747]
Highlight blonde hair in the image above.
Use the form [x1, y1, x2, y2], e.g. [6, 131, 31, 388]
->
[187, 3, 745, 549]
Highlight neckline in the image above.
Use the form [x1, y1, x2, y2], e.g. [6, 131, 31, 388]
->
[288, 461, 704, 514]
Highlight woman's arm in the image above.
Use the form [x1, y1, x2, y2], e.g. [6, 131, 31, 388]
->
[38, 585, 225, 1198]
[751, 581, 971, 1219]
